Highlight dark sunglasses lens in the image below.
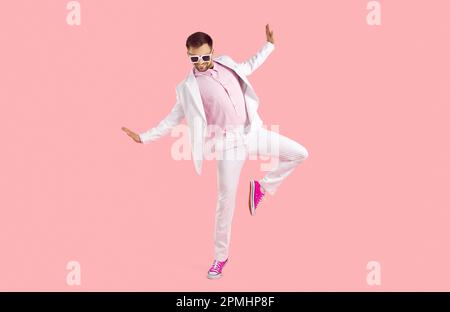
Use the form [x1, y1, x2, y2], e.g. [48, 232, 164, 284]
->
[190, 56, 199, 62]
[202, 55, 211, 61]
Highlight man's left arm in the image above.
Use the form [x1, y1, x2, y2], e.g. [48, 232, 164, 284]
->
[236, 24, 276, 76]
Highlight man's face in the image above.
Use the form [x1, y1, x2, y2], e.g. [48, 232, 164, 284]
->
[187, 43, 214, 72]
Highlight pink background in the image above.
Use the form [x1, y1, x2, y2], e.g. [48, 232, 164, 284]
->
[1, 0, 449, 291]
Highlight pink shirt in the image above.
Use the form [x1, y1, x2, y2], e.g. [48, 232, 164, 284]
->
[193, 61, 249, 132]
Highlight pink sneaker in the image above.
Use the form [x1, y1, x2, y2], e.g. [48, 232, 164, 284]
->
[249, 180, 265, 216]
[207, 258, 228, 279]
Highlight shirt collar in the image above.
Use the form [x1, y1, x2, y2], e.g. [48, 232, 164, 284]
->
[193, 60, 219, 77]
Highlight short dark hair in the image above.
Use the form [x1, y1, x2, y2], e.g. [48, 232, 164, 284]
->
[186, 32, 213, 50]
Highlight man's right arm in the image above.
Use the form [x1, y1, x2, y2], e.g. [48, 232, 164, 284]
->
[139, 92, 185, 144]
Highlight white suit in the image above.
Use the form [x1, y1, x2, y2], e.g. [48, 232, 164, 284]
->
[139, 41, 309, 261]
[139, 41, 276, 175]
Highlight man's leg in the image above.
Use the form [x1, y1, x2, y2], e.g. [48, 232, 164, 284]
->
[213, 143, 247, 261]
[247, 127, 309, 196]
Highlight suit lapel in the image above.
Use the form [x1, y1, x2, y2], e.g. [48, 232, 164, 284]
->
[213, 57, 251, 87]
[186, 70, 207, 122]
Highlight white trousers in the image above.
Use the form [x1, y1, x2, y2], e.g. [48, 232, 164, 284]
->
[211, 125, 309, 261]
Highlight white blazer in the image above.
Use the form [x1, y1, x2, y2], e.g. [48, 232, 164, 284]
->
[139, 41, 275, 175]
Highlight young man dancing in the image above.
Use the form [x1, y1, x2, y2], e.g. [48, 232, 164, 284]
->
[122, 24, 309, 279]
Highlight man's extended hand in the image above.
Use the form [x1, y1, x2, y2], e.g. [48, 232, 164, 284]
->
[122, 126, 142, 143]
[266, 24, 275, 44]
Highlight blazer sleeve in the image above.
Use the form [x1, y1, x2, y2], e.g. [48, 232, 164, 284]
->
[139, 90, 185, 144]
[236, 41, 275, 76]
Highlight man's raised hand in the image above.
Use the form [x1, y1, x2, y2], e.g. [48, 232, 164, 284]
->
[266, 24, 275, 44]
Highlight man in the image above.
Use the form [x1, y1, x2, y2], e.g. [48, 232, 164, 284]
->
[122, 24, 309, 279]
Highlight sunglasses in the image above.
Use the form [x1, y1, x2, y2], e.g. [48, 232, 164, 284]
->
[188, 51, 213, 63]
